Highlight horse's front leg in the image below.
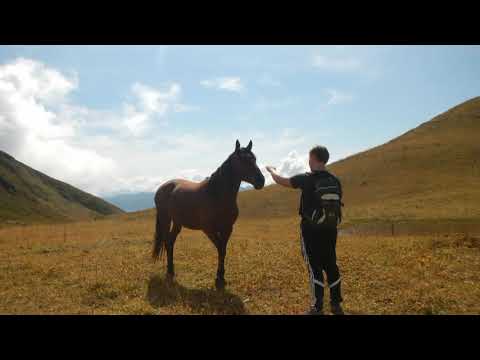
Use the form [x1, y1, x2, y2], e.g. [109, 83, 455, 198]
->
[215, 226, 233, 290]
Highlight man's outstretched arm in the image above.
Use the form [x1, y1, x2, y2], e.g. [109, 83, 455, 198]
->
[266, 166, 293, 188]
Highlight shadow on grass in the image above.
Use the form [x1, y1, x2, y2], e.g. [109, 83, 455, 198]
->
[146, 275, 247, 315]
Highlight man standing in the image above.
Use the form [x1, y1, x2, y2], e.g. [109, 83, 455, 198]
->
[266, 145, 344, 315]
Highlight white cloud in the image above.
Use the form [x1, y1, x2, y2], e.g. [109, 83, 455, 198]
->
[277, 151, 309, 176]
[312, 54, 361, 72]
[111, 175, 165, 194]
[200, 77, 244, 92]
[326, 89, 353, 105]
[121, 82, 183, 136]
[259, 150, 309, 187]
[122, 104, 151, 137]
[131, 82, 180, 114]
[0, 57, 77, 105]
[0, 58, 116, 195]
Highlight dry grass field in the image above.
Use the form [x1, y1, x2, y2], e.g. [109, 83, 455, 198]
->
[1, 211, 479, 315]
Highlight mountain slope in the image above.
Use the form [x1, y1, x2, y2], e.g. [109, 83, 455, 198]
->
[239, 97, 480, 223]
[0, 151, 124, 223]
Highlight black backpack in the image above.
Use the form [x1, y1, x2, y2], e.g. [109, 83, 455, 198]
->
[303, 173, 343, 229]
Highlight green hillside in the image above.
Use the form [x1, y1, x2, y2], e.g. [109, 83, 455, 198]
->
[0, 151, 123, 224]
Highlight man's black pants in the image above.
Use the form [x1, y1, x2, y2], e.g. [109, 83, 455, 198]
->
[300, 220, 343, 309]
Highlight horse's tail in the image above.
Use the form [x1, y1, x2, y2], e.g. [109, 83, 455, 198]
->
[152, 183, 173, 262]
[152, 211, 166, 262]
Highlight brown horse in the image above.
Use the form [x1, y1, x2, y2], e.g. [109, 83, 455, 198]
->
[152, 140, 265, 289]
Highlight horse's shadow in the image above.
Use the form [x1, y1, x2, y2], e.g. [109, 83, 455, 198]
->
[146, 275, 247, 315]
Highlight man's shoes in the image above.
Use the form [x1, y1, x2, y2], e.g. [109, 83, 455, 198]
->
[305, 306, 324, 315]
[330, 303, 345, 315]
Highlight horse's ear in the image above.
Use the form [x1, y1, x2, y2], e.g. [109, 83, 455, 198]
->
[246, 140, 252, 151]
[235, 140, 240, 152]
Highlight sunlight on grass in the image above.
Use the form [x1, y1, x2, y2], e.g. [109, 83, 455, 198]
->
[1, 214, 479, 314]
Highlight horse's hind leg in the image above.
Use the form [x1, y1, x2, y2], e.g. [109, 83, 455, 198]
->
[166, 222, 182, 280]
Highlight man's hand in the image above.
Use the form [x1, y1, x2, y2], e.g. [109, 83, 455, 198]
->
[266, 166, 292, 188]
[266, 166, 276, 175]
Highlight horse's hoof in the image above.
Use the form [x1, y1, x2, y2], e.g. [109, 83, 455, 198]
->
[166, 273, 175, 284]
[215, 278, 226, 290]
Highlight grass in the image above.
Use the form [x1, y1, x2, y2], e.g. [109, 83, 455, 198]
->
[1, 212, 479, 315]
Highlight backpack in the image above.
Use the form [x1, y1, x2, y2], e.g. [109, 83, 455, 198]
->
[302, 173, 343, 230]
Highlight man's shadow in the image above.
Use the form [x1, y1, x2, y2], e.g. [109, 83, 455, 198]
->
[146, 275, 247, 315]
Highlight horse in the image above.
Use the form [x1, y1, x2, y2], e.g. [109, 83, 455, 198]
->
[152, 140, 265, 289]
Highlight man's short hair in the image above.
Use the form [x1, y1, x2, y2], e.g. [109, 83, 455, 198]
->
[309, 145, 330, 164]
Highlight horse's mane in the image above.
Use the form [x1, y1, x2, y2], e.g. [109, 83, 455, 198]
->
[206, 154, 235, 196]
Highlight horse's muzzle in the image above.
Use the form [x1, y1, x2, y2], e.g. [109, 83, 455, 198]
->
[253, 174, 265, 190]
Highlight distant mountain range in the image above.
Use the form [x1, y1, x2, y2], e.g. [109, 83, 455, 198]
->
[104, 183, 253, 212]
[103, 192, 155, 212]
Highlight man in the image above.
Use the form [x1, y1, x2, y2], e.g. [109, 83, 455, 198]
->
[266, 145, 344, 315]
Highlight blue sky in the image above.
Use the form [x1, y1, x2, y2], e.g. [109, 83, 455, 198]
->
[0, 45, 479, 196]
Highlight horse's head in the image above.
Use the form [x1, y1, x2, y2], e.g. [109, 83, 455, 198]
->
[231, 140, 265, 190]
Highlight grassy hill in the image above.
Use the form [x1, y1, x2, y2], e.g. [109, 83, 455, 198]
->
[0, 151, 123, 224]
[239, 96, 480, 225]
